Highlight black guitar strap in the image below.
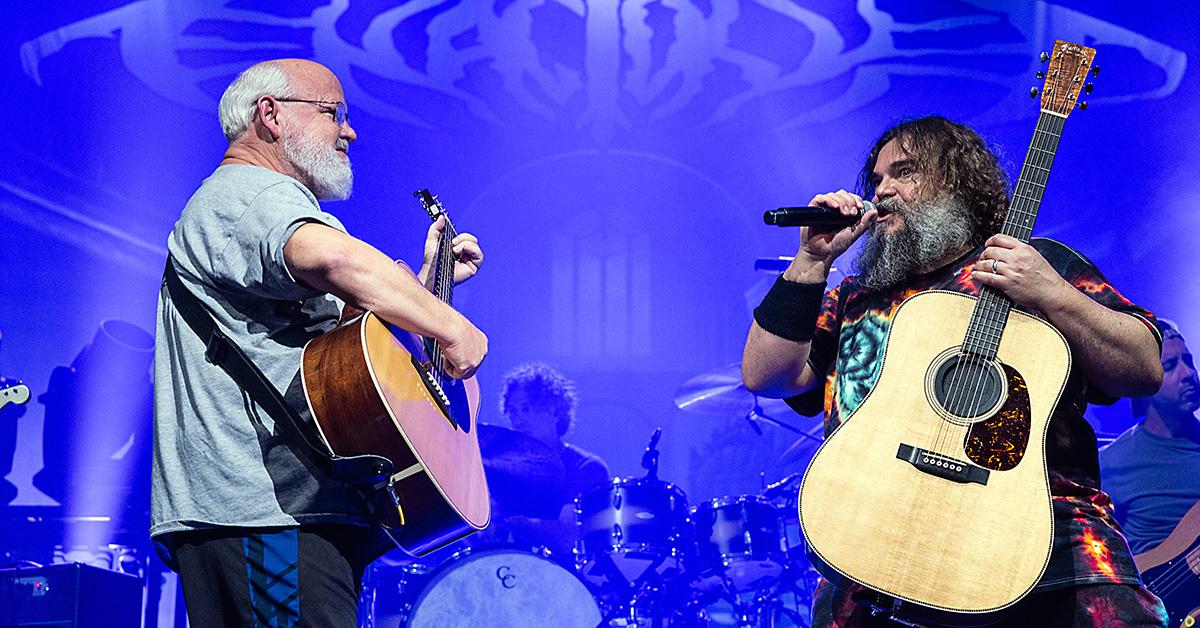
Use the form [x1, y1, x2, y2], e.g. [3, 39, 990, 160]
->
[161, 259, 394, 486]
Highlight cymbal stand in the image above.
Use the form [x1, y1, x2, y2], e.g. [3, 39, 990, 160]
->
[746, 399, 823, 442]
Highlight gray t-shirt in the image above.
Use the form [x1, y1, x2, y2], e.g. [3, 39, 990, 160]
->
[1099, 423, 1200, 554]
[151, 164, 367, 539]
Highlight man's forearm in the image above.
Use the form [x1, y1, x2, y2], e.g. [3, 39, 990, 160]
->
[285, 223, 468, 344]
[742, 322, 819, 397]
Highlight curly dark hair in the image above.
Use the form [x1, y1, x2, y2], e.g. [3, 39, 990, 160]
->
[857, 116, 1010, 245]
[499, 362, 577, 437]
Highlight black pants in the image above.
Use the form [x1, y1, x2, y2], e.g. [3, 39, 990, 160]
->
[167, 525, 379, 628]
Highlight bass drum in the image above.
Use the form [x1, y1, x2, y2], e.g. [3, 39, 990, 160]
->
[397, 547, 602, 628]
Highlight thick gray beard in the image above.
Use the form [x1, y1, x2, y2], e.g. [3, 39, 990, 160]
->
[852, 194, 974, 291]
[282, 131, 353, 200]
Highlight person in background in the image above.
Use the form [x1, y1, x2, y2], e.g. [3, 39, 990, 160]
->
[1100, 319, 1200, 555]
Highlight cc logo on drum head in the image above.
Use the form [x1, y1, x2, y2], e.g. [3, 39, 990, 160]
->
[496, 565, 517, 589]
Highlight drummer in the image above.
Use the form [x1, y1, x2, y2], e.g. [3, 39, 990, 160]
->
[494, 363, 610, 557]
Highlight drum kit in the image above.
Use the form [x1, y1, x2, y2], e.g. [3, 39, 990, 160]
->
[360, 363, 822, 628]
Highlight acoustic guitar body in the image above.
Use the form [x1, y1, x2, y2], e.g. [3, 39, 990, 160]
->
[799, 290, 1070, 616]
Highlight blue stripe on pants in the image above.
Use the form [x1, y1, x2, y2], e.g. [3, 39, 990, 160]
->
[244, 529, 300, 627]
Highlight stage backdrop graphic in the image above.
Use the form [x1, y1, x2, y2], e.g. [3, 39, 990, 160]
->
[0, 0, 1195, 536]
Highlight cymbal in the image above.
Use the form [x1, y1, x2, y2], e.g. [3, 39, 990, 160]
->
[673, 362, 795, 418]
[478, 424, 567, 519]
[479, 424, 566, 481]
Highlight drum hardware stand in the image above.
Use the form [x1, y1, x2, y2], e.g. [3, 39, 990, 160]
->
[746, 401, 822, 442]
[641, 427, 662, 480]
[593, 553, 669, 628]
[725, 582, 810, 628]
[754, 577, 810, 628]
[357, 564, 379, 628]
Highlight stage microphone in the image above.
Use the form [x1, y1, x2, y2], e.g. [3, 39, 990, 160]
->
[763, 200, 876, 227]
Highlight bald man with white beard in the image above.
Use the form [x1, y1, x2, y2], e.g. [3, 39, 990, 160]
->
[151, 59, 487, 627]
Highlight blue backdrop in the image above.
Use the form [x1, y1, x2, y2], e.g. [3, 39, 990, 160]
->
[0, 0, 1195, 532]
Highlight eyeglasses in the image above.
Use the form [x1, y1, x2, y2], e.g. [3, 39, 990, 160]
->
[269, 98, 349, 127]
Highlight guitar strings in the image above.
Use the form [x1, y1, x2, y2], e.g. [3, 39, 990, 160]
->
[948, 113, 1050, 449]
[1140, 542, 1200, 599]
[931, 108, 1043, 454]
[932, 107, 1063, 463]
[432, 213, 460, 389]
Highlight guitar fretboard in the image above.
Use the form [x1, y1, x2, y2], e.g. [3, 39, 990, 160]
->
[961, 111, 1066, 359]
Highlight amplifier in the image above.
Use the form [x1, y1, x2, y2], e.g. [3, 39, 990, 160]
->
[0, 562, 141, 628]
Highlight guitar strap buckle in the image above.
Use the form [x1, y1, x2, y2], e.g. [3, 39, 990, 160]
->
[204, 328, 230, 365]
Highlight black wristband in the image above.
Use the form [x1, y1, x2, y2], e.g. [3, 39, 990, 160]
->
[753, 277, 826, 341]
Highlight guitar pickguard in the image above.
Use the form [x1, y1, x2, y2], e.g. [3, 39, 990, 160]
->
[964, 364, 1031, 471]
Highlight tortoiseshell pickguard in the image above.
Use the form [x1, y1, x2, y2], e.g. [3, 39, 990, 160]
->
[964, 364, 1031, 471]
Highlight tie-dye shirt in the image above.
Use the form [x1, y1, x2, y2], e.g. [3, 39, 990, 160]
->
[788, 237, 1161, 591]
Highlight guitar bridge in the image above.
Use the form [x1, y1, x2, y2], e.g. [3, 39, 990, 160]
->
[412, 357, 452, 414]
[897, 444, 989, 485]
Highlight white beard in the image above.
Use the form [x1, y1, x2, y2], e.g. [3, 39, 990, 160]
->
[853, 193, 974, 291]
[282, 131, 353, 200]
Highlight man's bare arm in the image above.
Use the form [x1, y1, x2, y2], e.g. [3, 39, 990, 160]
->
[284, 223, 487, 378]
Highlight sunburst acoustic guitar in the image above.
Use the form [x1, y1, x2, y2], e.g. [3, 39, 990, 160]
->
[798, 40, 1098, 622]
[301, 189, 489, 556]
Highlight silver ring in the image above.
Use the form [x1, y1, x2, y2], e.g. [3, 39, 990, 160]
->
[991, 259, 999, 273]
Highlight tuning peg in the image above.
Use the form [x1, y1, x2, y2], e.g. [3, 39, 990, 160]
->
[1091, 66, 1101, 77]
[1040, 51, 1049, 63]
[1036, 71, 1045, 79]
[1079, 101, 1089, 111]
[1029, 87, 1039, 98]
[1084, 83, 1094, 94]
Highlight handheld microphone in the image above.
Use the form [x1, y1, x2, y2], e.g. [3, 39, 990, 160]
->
[763, 200, 876, 227]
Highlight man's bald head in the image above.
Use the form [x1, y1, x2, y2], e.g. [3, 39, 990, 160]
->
[216, 59, 356, 200]
[217, 59, 342, 143]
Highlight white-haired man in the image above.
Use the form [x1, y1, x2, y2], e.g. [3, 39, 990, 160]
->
[151, 59, 487, 627]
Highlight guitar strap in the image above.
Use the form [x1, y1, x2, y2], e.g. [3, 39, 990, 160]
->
[161, 259, 394, 486]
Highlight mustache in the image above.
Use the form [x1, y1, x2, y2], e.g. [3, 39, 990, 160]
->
[874, 197, 906, 216]
[335, 138, 350, 152]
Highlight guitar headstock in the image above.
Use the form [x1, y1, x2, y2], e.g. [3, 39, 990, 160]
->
[1037, 40, 1098, 117]
[414, 189, 446, 221]
[1, 383, 30, 408]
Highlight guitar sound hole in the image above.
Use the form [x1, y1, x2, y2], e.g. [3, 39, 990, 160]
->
[932, 354, 1004, 420]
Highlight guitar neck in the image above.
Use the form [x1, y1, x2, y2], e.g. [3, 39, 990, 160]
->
[432, 221, 457, 307]
[962, 112, 1067, 360]
[415, 188, 460, 379]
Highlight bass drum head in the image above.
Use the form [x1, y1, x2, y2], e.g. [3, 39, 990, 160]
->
[405, 547, 601, 628]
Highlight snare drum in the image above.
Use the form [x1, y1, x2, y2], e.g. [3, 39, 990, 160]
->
[575, 477, 691, 585]
[690, 495, 787, 591]
[392, 546, 601, 627]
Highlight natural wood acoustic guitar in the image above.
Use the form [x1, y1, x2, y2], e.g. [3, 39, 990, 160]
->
[798, 40, 1097, 622]
[301, 189, 489, 556]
